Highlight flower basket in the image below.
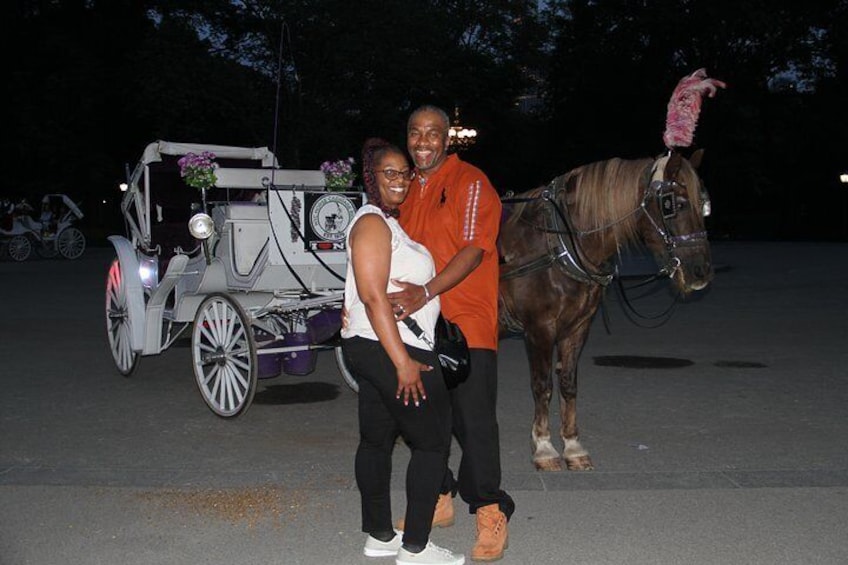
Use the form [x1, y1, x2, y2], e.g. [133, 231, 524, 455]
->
[320, 157, 356, 191]
[178, 151, 218, 212]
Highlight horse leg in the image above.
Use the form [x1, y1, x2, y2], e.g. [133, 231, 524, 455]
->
[524, 329, 561, 471]
[556, 320, 595, 471]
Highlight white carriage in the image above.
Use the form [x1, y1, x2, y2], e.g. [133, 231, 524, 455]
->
[0, 194, 86, 261]
[106, 141, 361, 417]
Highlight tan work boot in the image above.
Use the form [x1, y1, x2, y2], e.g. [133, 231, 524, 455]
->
[396, 493, 455, 530]
[470, 504, 508, 562]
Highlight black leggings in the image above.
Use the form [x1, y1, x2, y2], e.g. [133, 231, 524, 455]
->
[342, 336, 452, 548]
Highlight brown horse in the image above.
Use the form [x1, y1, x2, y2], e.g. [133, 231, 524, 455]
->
[498, 150, 713, 471]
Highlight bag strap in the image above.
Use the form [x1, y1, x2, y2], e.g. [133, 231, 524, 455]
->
[400, 317, 435, 349]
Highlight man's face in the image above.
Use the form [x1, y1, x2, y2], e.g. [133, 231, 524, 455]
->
[407, 110, 449, 174]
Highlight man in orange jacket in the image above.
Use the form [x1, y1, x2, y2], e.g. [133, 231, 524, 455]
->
[389, 105, 514, 562]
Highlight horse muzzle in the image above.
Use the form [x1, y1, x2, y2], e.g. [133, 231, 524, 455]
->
[666, 234, 713, 293]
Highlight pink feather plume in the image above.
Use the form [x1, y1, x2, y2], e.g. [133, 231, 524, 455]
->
[663, 68, 727, 150]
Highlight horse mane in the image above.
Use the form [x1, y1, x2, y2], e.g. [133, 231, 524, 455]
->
[563, 157, 651, 248]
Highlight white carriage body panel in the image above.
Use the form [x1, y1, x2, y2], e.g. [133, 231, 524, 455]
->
[203, 168, 360, 294]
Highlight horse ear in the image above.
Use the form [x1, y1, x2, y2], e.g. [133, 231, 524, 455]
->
[689, 148, 705, 170]
[665, 151, 683, 180]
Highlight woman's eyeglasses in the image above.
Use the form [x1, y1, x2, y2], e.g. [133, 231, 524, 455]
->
[374, 168, 415, 181]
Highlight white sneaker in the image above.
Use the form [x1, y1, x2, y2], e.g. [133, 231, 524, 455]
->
[396, 541, 465, 565]
[364, 532, 402, 557]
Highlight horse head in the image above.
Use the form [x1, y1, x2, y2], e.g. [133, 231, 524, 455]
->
[638, 149, 713, 294]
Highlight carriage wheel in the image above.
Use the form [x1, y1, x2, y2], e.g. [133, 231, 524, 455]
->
[192, 293, 258, 418]
[105, 259, 140, 375]
[335, 346, 359, 393]
[57, 227, 86, 259]
[7, 235, 32, 262]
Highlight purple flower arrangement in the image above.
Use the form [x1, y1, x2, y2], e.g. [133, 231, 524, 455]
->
[320, 157, 356, 190]
[178, 151, 218, 190]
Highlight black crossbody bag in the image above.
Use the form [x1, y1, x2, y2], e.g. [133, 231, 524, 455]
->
[402, 315, 470, 389]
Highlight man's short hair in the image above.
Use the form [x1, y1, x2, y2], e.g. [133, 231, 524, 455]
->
[408, 105, 450, 132]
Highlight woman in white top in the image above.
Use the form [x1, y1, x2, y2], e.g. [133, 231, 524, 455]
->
[342, 138, 463, 565]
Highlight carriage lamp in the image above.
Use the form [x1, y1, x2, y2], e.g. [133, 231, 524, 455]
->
[188, 212, 215, 240]
[138, 257, 159, 289]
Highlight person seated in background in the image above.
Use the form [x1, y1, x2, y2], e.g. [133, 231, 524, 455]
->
[39, 199, 56, 236]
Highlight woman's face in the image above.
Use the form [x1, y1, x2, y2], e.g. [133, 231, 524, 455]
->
[374, 151, 413, 208]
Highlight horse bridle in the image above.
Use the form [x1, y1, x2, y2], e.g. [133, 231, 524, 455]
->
[501, 158, 710, 286]
[645, 162, 711, 281]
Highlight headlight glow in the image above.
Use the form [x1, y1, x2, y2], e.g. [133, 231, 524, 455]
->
[138, 257, 159, 289]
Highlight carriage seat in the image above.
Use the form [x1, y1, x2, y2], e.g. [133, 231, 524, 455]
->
[212, 202, 270, 276]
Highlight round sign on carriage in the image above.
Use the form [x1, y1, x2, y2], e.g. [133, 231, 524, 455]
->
[306, 192, 357, 250]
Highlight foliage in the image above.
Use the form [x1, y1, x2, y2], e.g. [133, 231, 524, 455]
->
[4, 0, 848, 239]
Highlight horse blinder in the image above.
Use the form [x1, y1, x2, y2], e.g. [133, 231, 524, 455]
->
[645, 178, 708, 281]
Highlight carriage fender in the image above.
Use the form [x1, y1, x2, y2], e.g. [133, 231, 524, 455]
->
[107, 235, 145, 352]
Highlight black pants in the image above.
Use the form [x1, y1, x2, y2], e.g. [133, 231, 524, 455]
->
[442, 348, 515, 519]
[342, 336, 452, 548]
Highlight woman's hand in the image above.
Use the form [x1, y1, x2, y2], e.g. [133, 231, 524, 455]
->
[395, 357, 433, 407]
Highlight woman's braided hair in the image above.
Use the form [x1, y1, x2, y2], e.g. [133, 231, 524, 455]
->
[361, 137, 406, 219]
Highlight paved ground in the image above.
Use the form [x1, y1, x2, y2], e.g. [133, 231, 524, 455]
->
[1, 242, 846, 565]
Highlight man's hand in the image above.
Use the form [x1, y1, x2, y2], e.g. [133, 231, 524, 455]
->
[387, 280, 428, 320]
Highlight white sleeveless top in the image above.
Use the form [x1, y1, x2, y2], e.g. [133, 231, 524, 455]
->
[341, 204, 440, 349]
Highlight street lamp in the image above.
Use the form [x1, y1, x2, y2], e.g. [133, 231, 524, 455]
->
[448, 106, 477, 152]
[840, 173, 848, 184]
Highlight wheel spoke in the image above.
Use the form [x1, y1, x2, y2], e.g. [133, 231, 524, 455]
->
[208, 364, 222, 398]
[225, 324, 245, 352]
[210, 301, 226, 345]
[222, 304, 237, 348]
[226, 370, 246, 409]
[118, 323, 132, 370]
[220, 365, 233, 410]
[202, 363, 219, 388]
[199, 322, 218, 348]
[229, 354, 251, 372]
[226, 360, 249, 394]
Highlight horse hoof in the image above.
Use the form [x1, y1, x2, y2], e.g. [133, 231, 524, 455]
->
[534, 458, 563, 472]
[564, 455, 594, 471]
